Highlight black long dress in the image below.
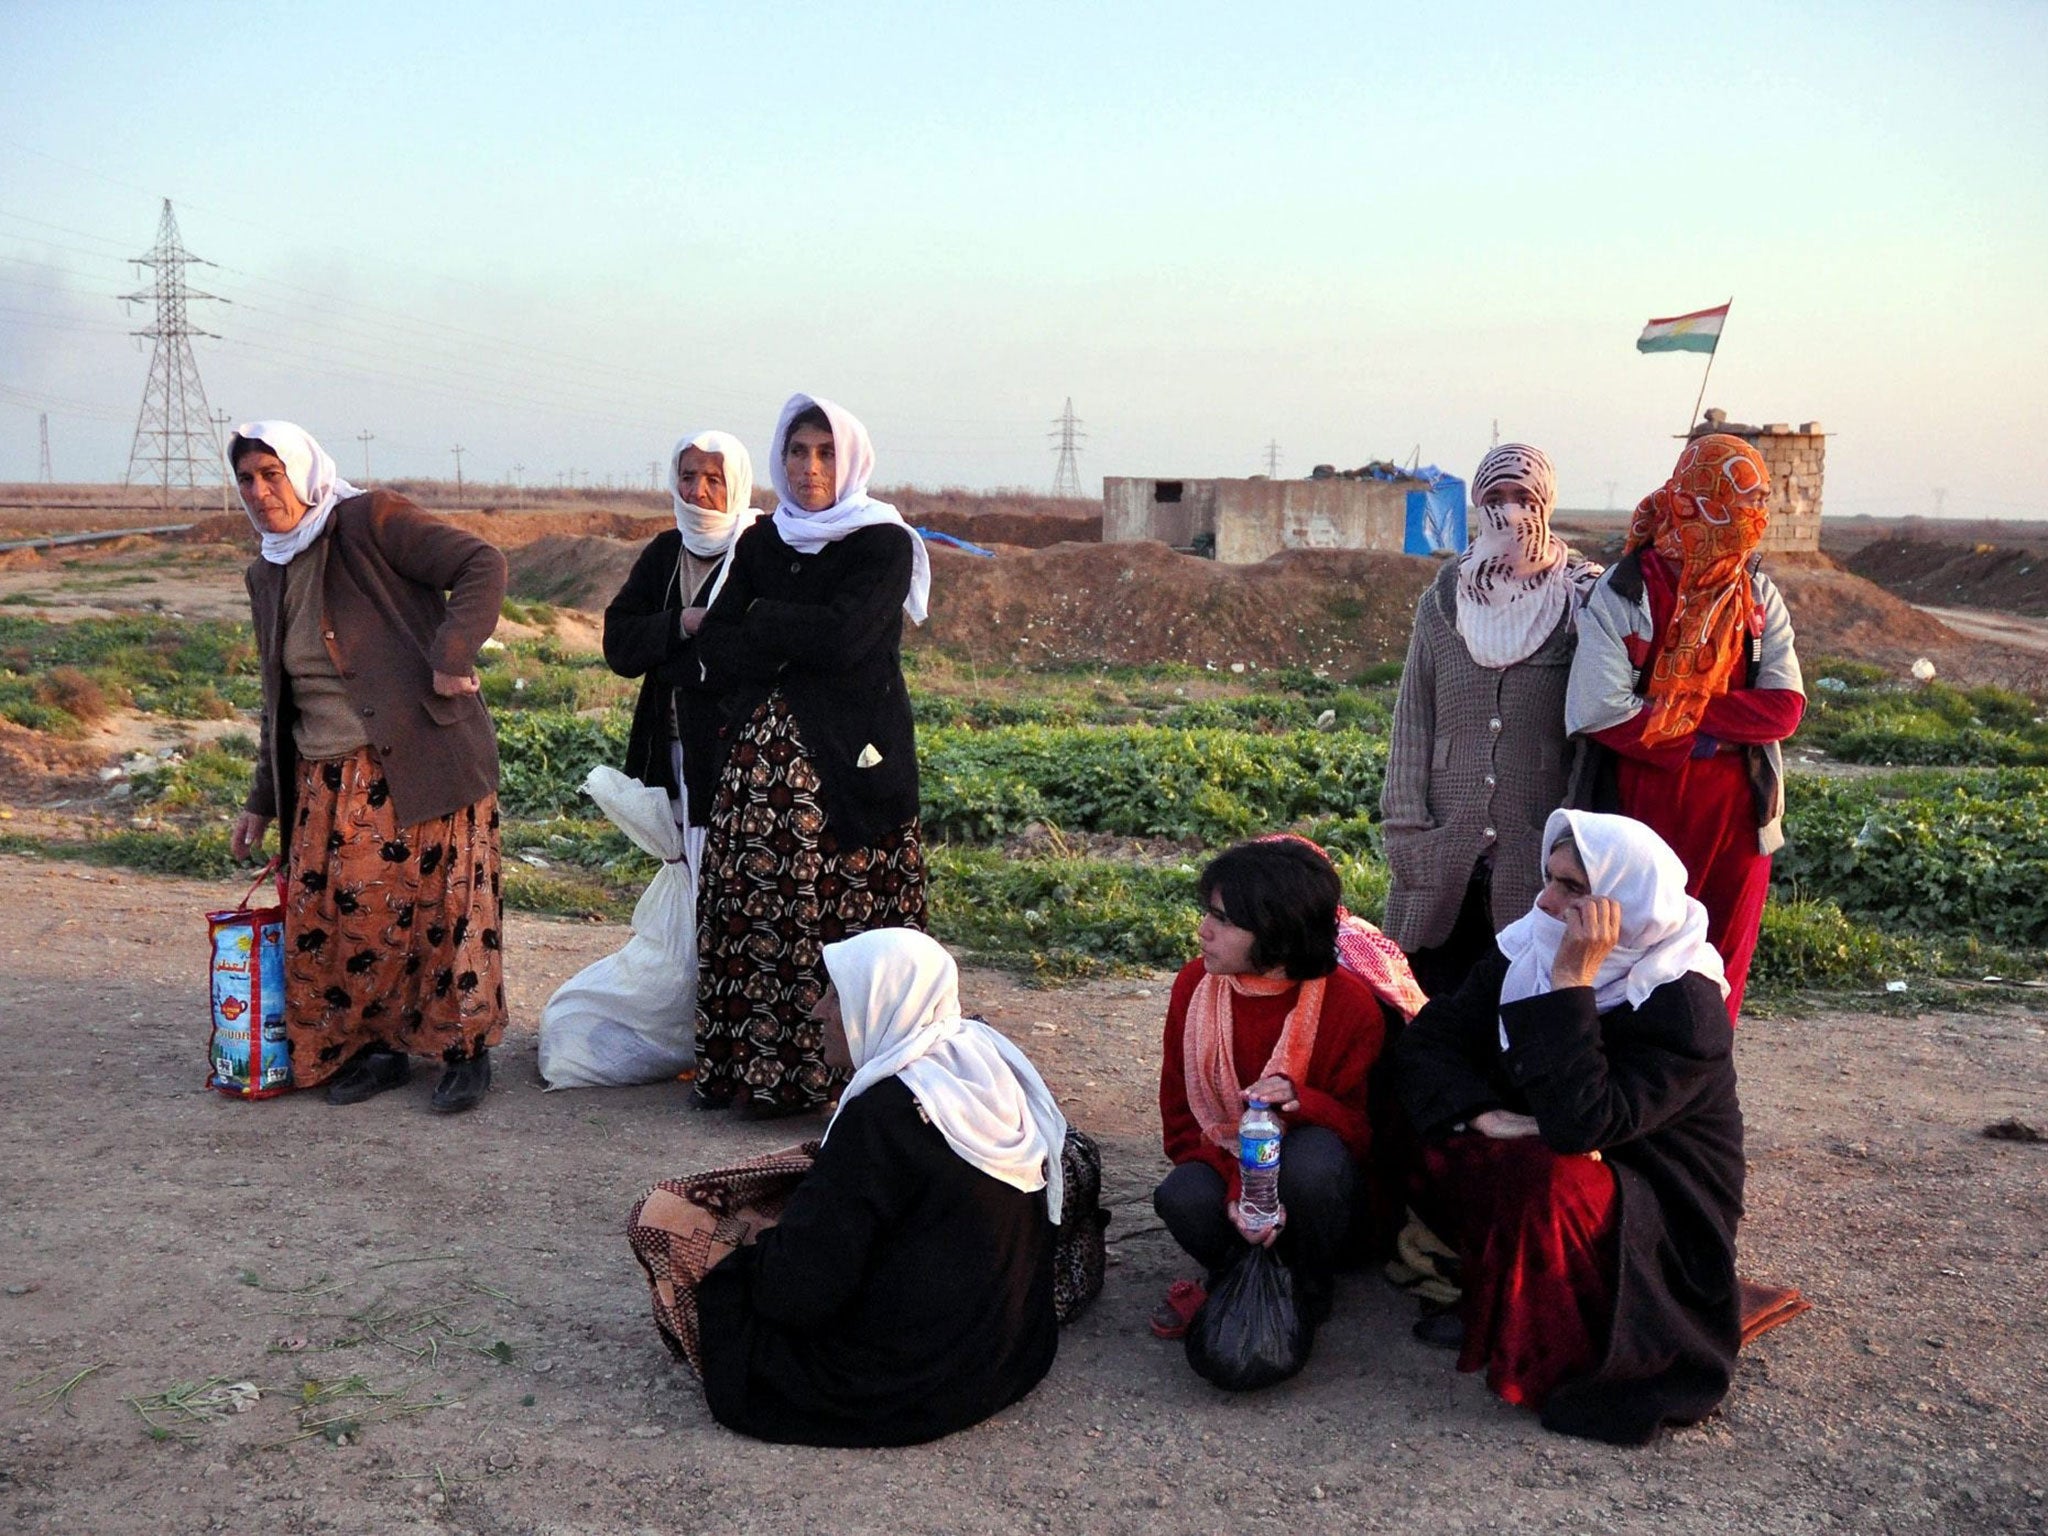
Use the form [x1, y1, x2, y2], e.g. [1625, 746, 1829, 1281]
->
[1396, 950, 1745, 1445]
[695, 1076, 1058, 1446]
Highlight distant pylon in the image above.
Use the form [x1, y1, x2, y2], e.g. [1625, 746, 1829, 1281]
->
[1263, 439, 1282, 478]
[38, 413, 53, 482]
[121, 200, 228, 512]
[1049, 398, 1086, 498]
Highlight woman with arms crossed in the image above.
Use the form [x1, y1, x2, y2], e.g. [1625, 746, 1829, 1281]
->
[690, 394, 932, 1118]
[1565, 433, 1804, 1020]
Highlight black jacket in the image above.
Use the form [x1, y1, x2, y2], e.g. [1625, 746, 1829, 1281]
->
[1396, 950, 1744, 1445]
[601, 529, 728, 824]
[696, 1076, 1058, 1446]
[694, 519, 919, 848]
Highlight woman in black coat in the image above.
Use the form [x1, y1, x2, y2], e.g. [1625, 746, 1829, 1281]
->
[696, 929, 1062, 1445]
[1395, 809, 1744, 1445]
[602, 429, 757, 833]
[690, 393, 934, 1117]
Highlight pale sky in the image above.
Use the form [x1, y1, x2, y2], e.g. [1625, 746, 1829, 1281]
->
[3, 0, 2044, 518]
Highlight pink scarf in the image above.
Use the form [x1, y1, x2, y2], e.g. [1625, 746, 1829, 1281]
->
[1182, 972, 1325, 1151]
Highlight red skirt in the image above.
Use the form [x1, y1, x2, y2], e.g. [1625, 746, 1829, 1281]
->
[1419, 1134, 1619, 1410]
[1616, 750, 1769, 1021]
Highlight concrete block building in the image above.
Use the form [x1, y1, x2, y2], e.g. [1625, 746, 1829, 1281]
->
[1691, 408, 1825, 555]
[1101, 474, 1422, 564]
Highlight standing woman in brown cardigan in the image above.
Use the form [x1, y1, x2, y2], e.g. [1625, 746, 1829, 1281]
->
[1380, 445, 1601, 998]
[690, 393, 933, 1119]
[226, 422, 509, 1113]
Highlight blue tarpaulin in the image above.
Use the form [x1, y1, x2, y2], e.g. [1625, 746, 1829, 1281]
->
[1402, 467, 1467, 556]
[915, 528, 995, 558]
[1348, 463, 1467, 554]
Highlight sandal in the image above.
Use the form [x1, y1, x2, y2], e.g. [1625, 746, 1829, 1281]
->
[1149, 1278, 1207, 1340]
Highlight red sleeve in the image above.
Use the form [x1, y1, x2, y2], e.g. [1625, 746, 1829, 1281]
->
[1590, 712, 1695, 769]
[1698, 687, 1805, 745]
[1160, 961, 1236, 1188]
[1286, 972, 1385, 1166]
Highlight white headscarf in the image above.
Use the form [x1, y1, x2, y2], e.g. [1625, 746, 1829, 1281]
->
[1455, 443, 1600, 669]
[229, 421, 362, 566]
[1496, 809, 1727, 1029]
[767, 393, 931, 624]
[670, 428, 758, 610]
[821, 929, 1067, 1223]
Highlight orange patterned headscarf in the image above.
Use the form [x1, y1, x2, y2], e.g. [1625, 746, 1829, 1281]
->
[1625, 434, 1771, 747]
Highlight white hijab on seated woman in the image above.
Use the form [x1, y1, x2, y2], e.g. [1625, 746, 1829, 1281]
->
[822, 929, 1067, 1221]
[1496, 809, 1728, 1036]
[767, 393, 931, 623]
[669, 428, 758, 609]
[230, 420, 361, 566]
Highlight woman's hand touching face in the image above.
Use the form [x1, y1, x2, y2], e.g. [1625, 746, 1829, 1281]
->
[1536, 835, 1622, 989]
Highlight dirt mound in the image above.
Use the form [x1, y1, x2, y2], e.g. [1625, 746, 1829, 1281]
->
[497, 532, 2033, 684]
[0, 718, 102, 802]
[1767, 558, 2045, 688]
[883, 489, 1100, 550]
[920, 541, 1434, 672]
[170, 514, 257, 547]
[442, 509, 670, 547]
[503, 534, 643, 609]
[1843, 538, 2048, 617]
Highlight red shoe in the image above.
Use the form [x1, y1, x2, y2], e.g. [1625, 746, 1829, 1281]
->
[1149, 1279, 1207, 1340]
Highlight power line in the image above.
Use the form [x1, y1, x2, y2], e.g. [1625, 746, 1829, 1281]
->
[212, 409, 233, 514]
[1049, 397, 1086, 498]
[1263, 439, 1282, 478]
[38, 413, 52, 481]
[357, 429, 375, 483]
[450, 444, 466, 499]
[121, 199, 226, 512]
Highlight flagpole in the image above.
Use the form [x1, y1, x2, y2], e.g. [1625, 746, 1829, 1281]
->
[1686, 297, 1733, 436]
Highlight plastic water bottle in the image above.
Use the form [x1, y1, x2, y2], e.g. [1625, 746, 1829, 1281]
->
[1238, 1099, 1283, 1234]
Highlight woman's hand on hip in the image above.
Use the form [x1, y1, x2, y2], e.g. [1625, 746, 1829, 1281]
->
[230, 812, 271, 863]
[1241, 1074, 1299, 1114]
[1551, 895, 1622, 988]
[432, 669, 481, 697]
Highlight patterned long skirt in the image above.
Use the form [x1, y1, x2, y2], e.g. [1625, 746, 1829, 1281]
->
[1418, 1134, 1619, 1411]
[283, 747, 507, 1088]
[693, 694, 926, 1115]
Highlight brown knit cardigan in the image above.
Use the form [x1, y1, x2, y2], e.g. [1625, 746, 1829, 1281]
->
[1379, 559, 1580, 952]
[243, 490, 507, 835]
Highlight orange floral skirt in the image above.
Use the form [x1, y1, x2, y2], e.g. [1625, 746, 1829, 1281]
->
[283, 748, 506, 1087]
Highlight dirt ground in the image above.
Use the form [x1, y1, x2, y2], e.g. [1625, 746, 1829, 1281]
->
[2, 856, 2044, 1536]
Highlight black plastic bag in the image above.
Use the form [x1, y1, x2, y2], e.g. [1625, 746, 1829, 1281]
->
[1184, 1245, 1314, 1391]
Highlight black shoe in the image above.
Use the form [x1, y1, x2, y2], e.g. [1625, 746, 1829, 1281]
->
[431, 1050, 491, 1114]
[1412, 1305, 1465, 1351]
[325, 1049, 411, 1105]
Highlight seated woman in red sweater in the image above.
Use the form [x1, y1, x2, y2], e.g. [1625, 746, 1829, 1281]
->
[1153, 838, 1395, 1336]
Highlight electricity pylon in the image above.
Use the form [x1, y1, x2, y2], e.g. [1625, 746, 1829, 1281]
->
[1049, 398, 1086, 498]
[121, 200, 227, 512]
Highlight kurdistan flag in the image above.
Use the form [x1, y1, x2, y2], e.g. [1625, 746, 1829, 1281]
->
[1637, 303, 1729, 354]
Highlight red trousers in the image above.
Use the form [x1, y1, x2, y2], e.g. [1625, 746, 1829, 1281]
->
[1419, 1135, 1619, 1410]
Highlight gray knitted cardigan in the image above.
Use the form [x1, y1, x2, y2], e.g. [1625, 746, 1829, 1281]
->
[1379, 559, 1581, 953]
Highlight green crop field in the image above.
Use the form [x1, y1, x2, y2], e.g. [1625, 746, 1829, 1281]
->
[6, 620, 2043, 1003]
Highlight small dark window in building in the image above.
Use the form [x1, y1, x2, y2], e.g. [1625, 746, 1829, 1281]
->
[1154, 481, 1184, 504]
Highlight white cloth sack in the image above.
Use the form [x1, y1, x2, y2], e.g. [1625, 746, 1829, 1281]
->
[537, 767, 701, 1088]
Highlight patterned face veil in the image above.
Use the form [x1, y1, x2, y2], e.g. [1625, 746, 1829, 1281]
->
[1455, 443, 1593, 669]
[1625, 434, 1772, 746]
